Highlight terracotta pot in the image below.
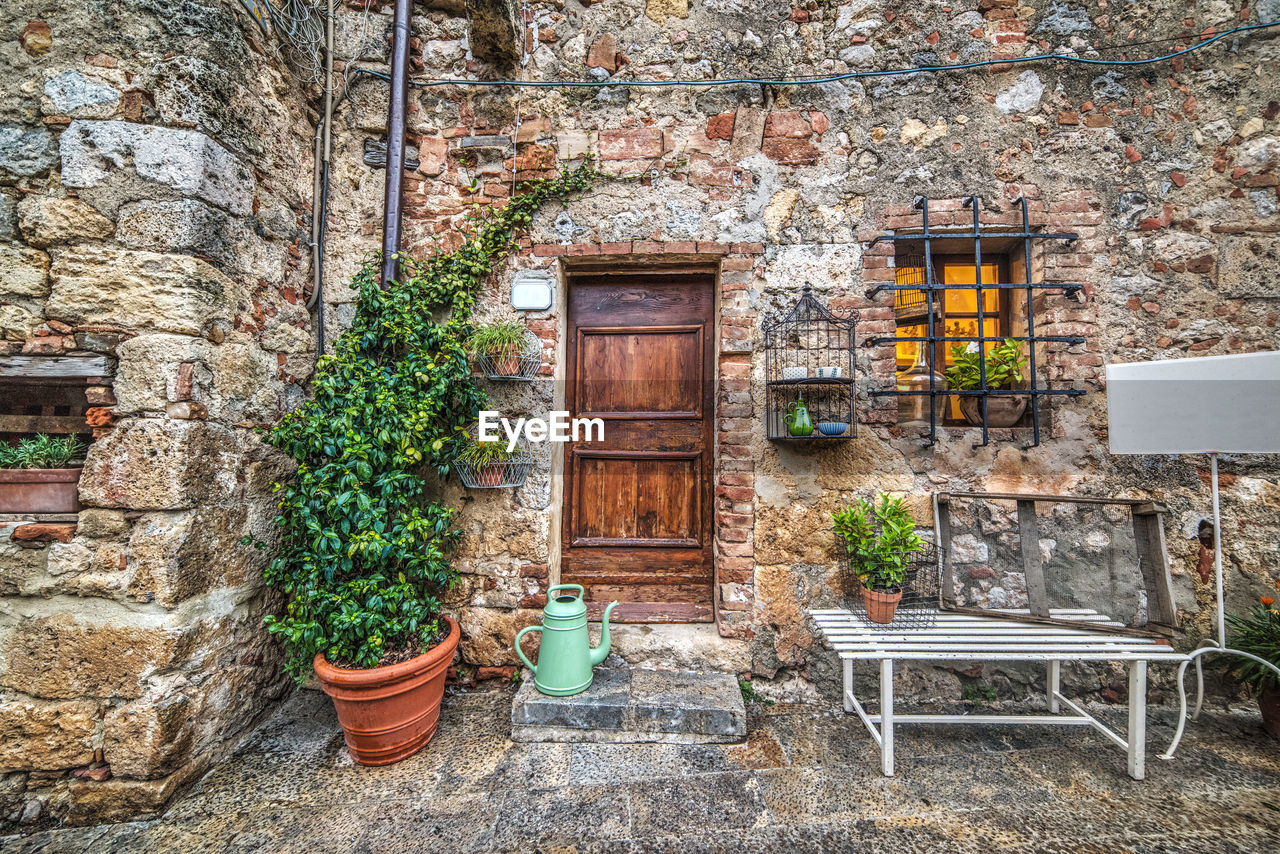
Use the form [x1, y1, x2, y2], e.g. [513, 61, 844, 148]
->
[475, 464, 504, 487]
[0, 468, 82, 514]
[863, 587, 903, 625]
[1260, 686, 1280, 740]
[490, 350, 521, 376]
[314, 616, 460, 766]
[959, 395, 1027, 428]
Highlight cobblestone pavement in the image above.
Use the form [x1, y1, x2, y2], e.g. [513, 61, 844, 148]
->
[5, 685, 1279, 853]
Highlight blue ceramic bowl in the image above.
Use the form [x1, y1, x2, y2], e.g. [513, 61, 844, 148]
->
[817, 421, 849, 436]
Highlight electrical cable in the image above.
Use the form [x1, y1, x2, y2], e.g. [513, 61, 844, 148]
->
[348, 19, 1278, 89]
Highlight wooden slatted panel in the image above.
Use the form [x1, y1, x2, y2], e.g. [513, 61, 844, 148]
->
[0, 379, 93, 439]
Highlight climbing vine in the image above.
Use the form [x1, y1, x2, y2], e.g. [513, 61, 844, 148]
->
[263, 161, 599, 679]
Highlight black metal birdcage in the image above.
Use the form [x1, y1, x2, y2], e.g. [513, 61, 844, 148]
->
[764, 283, 857, 441]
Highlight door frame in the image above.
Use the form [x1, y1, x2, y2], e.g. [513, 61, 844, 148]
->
[553, 261, 721, 623]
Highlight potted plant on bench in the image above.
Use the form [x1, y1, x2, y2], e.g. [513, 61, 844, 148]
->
[1227, 593, 1280, 739]
[833, 493, 926, 624]
[0, 434, 87, 514]
[945, 338, 1029, 427]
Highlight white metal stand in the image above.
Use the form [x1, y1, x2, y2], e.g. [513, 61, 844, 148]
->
[1159, 453, 1280, 759]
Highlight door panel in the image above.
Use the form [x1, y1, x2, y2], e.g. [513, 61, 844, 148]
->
[562, 273, 715, 622]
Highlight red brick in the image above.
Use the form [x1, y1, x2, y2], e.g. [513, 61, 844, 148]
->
[565, 244, 600, 256]
[763, 111, 811, 139]
[533, 243, 567, 256]
[1125, 145, 1142, 163]
[808, 111, 830, 136]
[696, 241, 731, 254]
[761, 138, 818, 166]
[1169, 172, 1187, 187]
[1057, 111, 1079, 125]
[11, 523, 77, 545]
[705, 112, 735, 140]
[789, 8, 809, 22]
[599, 128, 664, 160]
[475, 666, 517, 681]
[586, 33, 618, 73]
[601, 241, 632, 254]
[665, 241, 697, 253]
[730, 243, 763, 254]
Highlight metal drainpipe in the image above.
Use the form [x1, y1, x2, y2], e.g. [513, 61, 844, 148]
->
[381, 0, 413, 289]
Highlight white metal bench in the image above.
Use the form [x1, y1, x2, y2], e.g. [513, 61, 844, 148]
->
[810, 607, 1190, 779]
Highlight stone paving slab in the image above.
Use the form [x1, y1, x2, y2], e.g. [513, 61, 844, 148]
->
[511, 667, 747, 744]
[5, 686, 1280, 853]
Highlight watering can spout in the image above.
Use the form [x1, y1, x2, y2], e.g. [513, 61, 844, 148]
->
[590, 601, 619, 667]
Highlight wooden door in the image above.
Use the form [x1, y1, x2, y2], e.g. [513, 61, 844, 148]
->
[562, 273, 715, 622]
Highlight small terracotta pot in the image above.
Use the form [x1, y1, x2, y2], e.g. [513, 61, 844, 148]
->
[959, 395, 1027, 428]
[863, 588, 903, 625]
[1260, 686, 1280, 740]
[475, 464, 504, 487]
[0, 468, 82, 514]
[314, 616, 460, 766]
[490, 351, 521, 376]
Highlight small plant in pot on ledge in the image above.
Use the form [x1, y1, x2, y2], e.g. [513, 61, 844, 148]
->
[455, 434, 516, 487]
[945, 338, 1029, 427]
[833, 493, 925, 624]
[470, 319, 529, 377]
[0, 434, 87, 514]
[1227, 592, 1280, 739]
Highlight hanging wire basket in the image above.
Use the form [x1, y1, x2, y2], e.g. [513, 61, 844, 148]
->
[475, 329, 542, 381]
[451, 424, 535, 489]
[837, 537, 941, 630]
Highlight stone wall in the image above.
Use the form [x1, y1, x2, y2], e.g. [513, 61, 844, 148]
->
[1, 1, 315, 827]
[315, 0, 1280, 702]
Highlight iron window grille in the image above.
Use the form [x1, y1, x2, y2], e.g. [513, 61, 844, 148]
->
[764, 282, 858, 441]
[866, 195, 1087, 447]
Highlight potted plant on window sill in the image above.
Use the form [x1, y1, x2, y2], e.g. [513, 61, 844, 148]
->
[470, 319, 532, 378]
[1227, 594, 1280, 739]
[833, 493, 926, 624]
[945, 338, 1030, 427]
[0, 435, 87, 514]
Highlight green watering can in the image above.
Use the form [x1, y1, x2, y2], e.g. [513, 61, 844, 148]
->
[785, 399, 814, 436]
[515, 584, 619, 696]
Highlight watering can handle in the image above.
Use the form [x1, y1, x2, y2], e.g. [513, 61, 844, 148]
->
[514, 626, 542, 674]
[547, 584, 584, 599]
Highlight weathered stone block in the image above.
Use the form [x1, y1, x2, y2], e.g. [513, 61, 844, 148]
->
[114, 334, 282, 422]
[0, 245, 51, 303]
[115, 199, 235, 258]
[103, 695, 196, 778]
[0, 304, 43, 340]
[0, 125, 56, 178]
[60, 121, 253, 216]
[79, 418, 245, 510]
[458, 606, 542, 666]
[47, 246, 240, 335]
[15, 196, 114, 248]
[127, 505, 253, 607]
[0, 699, 97, 771]
[0, 615, 186, 701]
[43, 70, 121, 118]
[64, 758, 208, 824]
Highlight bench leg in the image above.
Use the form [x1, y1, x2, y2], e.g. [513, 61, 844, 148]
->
[843, 659, 853, 713]
[1047, 660, 1061, 714]
[880, 658, 894, 776]
[1128, 660, 1147, 780]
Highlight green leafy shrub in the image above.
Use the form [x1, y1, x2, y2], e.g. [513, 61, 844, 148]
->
[832, 493, 925, 592]
[944, 338, 1028, 390]
[264, 162, 598, 680]
[468, 320, 527, 358]
[1227, 597, 1280, 693]
[0, 434, 87, 469]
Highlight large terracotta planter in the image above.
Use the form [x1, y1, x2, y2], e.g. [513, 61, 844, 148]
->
[314, 616, 459, 766]
[0, 468, 82, 514]
[959, 395, 1027, 428]
[863, 588, 903, 625]
[1260, 686, 1280, 740]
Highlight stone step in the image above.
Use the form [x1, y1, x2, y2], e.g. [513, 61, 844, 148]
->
[510, 667, 747, 744]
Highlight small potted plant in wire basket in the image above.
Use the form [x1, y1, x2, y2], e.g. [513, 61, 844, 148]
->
[469, 320, 541, 380]
[451, 426, 535, 488]
[833, 493, 939, 628]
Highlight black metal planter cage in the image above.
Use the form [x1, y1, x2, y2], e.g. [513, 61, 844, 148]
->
[838, 539, 941, 630]
[865, 195, 1087, 447]
[764, 283, 858, 441]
